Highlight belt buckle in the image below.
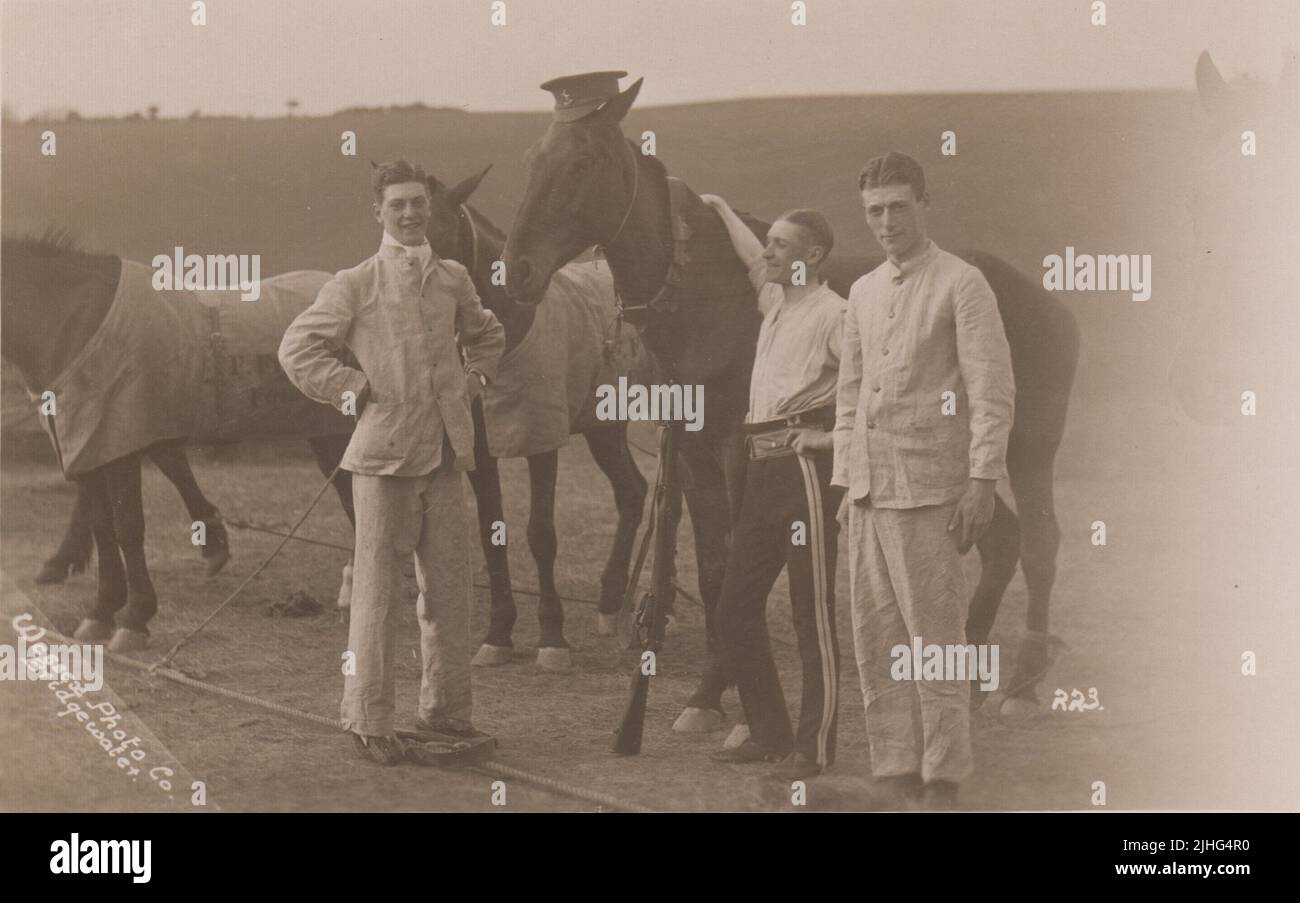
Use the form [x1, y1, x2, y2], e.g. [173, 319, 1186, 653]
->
[747, 428, 794, 460]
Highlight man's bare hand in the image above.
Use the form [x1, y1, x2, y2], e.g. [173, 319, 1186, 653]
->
[699, 194, 728, 210]
[786, 428, 832, 457]
[947, 478, 997, 553]
[465, 371, 485, 403]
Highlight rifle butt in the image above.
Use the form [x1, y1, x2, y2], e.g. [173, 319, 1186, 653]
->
[611, 672, 650, 755]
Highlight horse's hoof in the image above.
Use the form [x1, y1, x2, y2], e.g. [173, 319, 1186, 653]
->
[673, 707, 724, 733]
[723, 723, 751, 750]
[108, 628, 149, 652]
[73, 618, 114, 642]
[535, 647, 573, 673]
[203, 547, 231, 578]
[596, 613, 617, 636]
[35, 561, 69, 585]
[336, 563, 354, 611]
[999, 696, 1039, 717]
[471, 644, 514, 667]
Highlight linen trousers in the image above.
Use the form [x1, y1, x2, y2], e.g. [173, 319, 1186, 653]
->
[845, 498, 973, 783]
[341, 459, 472, 736]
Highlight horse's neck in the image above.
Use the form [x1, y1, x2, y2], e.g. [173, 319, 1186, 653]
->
[602, 153, 672, 312]
[462, 207, 534, 354]
[602, 159, 754, 401]
[3, 254, 120, 391]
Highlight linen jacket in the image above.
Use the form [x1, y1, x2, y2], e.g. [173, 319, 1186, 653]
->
[832, 241, 1014, 507]
[278, 244, 504, 475]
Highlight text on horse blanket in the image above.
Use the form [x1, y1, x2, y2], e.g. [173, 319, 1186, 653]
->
[40, 260, 352, 477]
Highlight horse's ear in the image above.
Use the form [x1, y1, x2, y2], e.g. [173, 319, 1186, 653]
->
[1196, 51, 1235, 126]
[601, 77, 643, 123]
[447, 164, 493, 208]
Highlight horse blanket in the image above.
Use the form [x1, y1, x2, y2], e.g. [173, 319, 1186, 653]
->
[39, 260, 352, 477]
[481, 261, 651, 458]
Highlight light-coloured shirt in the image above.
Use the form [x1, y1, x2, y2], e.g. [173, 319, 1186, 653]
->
[747, 258, 846, 422]
[380, 230, 434, 270]
[832, 240, 1015, 507]
[278, 242, 504, 476]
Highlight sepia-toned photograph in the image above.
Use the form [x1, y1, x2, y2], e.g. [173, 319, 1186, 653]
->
[1, 0, 1296, 844]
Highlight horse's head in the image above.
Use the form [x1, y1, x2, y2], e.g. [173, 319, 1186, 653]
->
[1191, 51, 1297, 258]
[1173, 51, 1299, 424]
[503, 77, 645, 305]
[423, 165, 493, 266]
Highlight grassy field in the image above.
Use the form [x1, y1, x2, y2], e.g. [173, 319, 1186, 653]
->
[2, 90, 1296, 810]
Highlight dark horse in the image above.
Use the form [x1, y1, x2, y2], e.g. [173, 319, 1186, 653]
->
[422, 167, 648, 671]
[0, 232, 356, 651]
[503, 77, 1080, 723]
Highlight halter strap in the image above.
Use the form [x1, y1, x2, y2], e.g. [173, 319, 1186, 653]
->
[609, 175, 692, 320]
[595, 141, 640, 260]
[457, 204, 481, 276]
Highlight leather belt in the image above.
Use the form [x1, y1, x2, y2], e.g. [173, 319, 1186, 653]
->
[745, 405, 835, 460]
[744, 404, 835, 435]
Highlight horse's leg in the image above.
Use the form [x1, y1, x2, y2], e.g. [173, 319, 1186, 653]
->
[308, 434, 355, 528]
[72, 471, 124, 643]
[146, 441, 229, 577]
[468, 401, 517, 666]
[308, 434, 355, 614]
[1003, 448, 1064, 711]
[527, 450, 569, 671]
[674, 440, 733, 732]
[583, 423, 647, 635]
[102, 453, 156, 650]
[965, 494, 1020, 647]
[36, 481, 95, 584]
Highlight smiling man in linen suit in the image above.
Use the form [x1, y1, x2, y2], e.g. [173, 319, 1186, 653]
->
[279, 160, 504, 764]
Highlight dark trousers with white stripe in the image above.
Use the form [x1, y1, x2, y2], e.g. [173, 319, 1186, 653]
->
[717, 447, 842, 766]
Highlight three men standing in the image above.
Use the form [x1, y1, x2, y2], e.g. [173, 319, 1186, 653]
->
[279, 160, 504, 764]
[277, 150, 1013, 801]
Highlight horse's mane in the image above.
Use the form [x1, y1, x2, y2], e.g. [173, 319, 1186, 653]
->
[4, 227, 97, 256]
[627, 138, 669, 181]
[3, 228, 118, 264]
[1, 228, 120, 285]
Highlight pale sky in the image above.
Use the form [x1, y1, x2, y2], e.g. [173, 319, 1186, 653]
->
[2, 0, 1296, 119]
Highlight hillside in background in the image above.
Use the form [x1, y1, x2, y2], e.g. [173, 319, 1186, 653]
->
[2, 91, 1207, 475]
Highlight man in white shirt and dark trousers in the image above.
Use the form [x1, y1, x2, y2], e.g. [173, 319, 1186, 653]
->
[700, 195, 846, 781]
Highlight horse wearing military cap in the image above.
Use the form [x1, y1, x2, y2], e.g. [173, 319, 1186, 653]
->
[540, 71, 630, 122]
